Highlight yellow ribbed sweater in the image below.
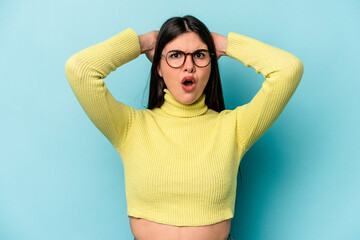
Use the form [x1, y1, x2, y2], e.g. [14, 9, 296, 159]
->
[65, 28, 304, 226]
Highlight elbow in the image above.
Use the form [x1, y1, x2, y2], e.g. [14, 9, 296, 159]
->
[293, 56, 304, 76]
[64, 55, 87, 83]
[65, 56, 74, 79]
[293, 57, 304, 82]
[284, 56, 304, 84]
[65, 56, 78, 78]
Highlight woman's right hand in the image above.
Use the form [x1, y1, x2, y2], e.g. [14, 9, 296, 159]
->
[138, 30, 159, 63]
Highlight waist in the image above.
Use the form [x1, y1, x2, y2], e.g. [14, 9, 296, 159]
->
[129, 216, 232, 240]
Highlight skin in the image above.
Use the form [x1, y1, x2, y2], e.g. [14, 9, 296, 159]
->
[134, 30, 230, 240]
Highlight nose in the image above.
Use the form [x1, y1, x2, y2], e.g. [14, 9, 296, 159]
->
[183, 53, 196, 72]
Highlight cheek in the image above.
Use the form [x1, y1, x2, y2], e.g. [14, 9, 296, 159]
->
[161, 67, 180, 88]
[201, 68, 211, 85]
[159, 62, 172, 78]
[162, 66, 179, 80]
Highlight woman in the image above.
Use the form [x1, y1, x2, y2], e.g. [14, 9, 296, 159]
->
[65, 15, 303, 240]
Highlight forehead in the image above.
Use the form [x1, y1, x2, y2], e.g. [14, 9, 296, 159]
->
[163, 32, 208, 52]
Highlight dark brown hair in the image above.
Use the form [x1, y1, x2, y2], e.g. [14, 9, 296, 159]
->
[147, 15, 225, 112]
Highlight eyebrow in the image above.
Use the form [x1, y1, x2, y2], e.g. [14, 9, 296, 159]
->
[168, 48, 209, 52]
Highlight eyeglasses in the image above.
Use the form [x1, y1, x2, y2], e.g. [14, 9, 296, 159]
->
[161, 49, 214, 68]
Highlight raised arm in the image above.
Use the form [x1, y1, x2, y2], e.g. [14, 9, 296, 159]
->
[65, 28, 141, 148]
[225, 32, 304, 152]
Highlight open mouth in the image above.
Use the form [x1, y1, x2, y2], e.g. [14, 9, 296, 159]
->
[183, 80, 194, 86]
[181, 76, 195, 85]
[181, 76, 196, 91]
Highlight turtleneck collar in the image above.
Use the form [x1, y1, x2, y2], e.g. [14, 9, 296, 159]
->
[160, 89, 208, 118]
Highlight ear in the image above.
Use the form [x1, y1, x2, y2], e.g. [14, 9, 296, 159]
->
[157, 64, 163, 77]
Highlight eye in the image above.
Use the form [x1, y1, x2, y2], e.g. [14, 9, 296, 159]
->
[169, 51, 183, 59]
[194, 51, 206, 59]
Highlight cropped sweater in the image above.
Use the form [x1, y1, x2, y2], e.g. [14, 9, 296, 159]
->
[65, 28, 304, 226]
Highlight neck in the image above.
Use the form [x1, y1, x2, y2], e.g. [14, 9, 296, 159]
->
[160, 89, 208, 118]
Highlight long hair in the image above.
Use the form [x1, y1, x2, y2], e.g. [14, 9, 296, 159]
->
[147, 15, 225, 112]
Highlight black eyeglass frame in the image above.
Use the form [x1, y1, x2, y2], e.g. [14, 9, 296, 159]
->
[160, 49, 215, 68]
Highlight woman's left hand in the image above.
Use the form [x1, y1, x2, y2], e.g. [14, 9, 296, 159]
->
[211, 32, 227, 60]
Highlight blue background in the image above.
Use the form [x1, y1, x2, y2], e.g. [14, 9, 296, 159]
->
[1, 0, 359, 239]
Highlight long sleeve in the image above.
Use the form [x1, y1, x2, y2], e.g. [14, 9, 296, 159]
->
[65, 28, 141, 148]
[226, 32, 304, 152]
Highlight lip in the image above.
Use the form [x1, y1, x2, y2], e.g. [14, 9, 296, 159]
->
[181, 76, 196, 92]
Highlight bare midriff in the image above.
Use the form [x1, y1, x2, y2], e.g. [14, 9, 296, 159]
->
[129, 216, 232, 240]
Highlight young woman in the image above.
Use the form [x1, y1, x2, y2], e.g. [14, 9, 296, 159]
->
[65, 15, 304, 240]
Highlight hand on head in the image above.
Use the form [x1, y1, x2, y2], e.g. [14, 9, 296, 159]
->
[211, 32, 228, 60]
[138, 30, 159, 63]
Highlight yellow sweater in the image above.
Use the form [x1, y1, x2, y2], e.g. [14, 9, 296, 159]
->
[65, 28, 304, 226]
